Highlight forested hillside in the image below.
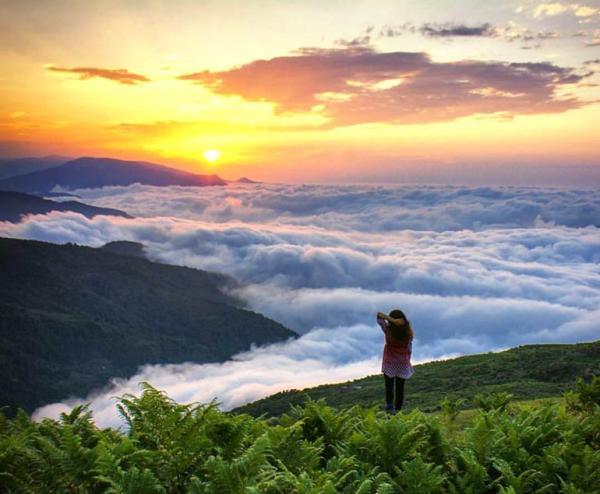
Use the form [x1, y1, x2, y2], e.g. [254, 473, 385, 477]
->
[236, 341, 600, 416]
[0, 238, 295, 414]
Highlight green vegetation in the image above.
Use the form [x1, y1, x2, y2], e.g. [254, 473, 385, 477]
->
[0, 237, 295, 415]
[1, 380, 598, 493]
[236, 341, 600, 417]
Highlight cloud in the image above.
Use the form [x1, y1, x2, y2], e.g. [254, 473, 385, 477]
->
[46, 66, 150, 85]
[56, 183, 600, 231]
[584, 58, 600, 70]
[419, 23, 497, 38]
[378, 22, 560, 49]
[178, 46, 587, 127]
[532, 2, 598, 18]
[2, 183, 597, 425]
[534, 2, 571, 17]
[501, 26, 560, 44]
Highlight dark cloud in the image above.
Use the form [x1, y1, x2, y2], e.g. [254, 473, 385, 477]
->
[420, 22, 496, 37]
[47, 66, 150, 85]
[178, 46, 587, 127]
[379, 22, 559, 48]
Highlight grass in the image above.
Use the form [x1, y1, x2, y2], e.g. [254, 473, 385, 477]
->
[235, 340, 600, 417]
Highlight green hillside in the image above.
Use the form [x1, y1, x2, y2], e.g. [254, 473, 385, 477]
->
[236, 341, 600, 416]
[0, 237, 295, 415]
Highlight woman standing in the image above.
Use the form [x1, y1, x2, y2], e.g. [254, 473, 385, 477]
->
[376, 309, 414, 413]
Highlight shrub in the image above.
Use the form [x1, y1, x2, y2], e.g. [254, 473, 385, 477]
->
[439, 397, 466, 423]
[0, 384, 598, 493]
[565, 377, 600, 414]
[474, 392, 513, 412]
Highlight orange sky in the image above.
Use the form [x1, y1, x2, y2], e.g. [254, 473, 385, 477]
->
[0, 0, 599, 182]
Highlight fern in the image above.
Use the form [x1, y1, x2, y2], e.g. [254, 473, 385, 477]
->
[1, 382, 598, 493]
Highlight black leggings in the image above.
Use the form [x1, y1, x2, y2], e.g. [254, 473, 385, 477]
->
[384, 375, 405, 410]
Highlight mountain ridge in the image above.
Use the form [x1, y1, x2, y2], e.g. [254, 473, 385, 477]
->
[0, 156, 68, 180]
[0, 156, 227, 194]
[0, 190, 131, 222]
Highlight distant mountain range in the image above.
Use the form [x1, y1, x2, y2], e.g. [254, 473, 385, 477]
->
[0, 191, 131, 222]
[0, 156, 69, 180]
[0, 157, 227, 194]
[231, 177, 260, 184]
[0, 237, 295, 414]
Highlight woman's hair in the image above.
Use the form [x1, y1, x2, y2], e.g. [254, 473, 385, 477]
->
[388, 309, 413, 342]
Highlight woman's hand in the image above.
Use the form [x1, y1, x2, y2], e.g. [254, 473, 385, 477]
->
[388, 316, 405, 325]
[377, 311, 406, 325]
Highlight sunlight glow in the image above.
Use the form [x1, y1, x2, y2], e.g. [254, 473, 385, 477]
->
[203, 149, 221, 163]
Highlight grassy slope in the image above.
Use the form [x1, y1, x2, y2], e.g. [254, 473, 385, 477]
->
[0, 237, 295, 414]
[235, 340, 600, 416]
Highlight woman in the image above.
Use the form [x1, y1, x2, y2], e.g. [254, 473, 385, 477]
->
[376, 309, 414, 413]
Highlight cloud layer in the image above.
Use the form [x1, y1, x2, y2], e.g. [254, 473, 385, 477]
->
[63, 182, 600, 231]
[1, 183, 597, 426]
[179, 46, 587, 126]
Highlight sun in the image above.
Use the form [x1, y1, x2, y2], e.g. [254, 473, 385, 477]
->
[203, 149, 221, 163]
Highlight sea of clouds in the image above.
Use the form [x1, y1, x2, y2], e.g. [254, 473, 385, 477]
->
[1, 183, 598, 428]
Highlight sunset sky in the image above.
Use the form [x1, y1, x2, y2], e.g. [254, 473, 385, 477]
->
[1, 0, 599, 183]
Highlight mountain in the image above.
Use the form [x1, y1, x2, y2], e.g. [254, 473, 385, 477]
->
[0, 191, 131, 222]
[0, 157, 227, 194]
[235, 340, 600, 416]
[0, 237, 295, 414]
[233, 177, 259, 184]
[0, 156, 68, 180]
[98, 240, 147, 259]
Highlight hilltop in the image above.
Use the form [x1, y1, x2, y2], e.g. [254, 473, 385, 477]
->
[0, 156, 226, 194]
[0, 237, 295, 414]
[98, 240, 147, 258]
[235, 340, 600, 416]
[0, 190, 131, 222]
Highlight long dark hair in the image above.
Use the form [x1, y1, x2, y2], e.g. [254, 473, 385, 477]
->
[388, 309, 413, 343]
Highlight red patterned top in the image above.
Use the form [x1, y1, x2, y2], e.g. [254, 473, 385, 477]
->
[377, 317, 414, 379]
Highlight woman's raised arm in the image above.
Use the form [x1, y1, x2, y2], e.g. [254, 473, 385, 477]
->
[378, 312, 405, 326]
[376, 312, 388, 332]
